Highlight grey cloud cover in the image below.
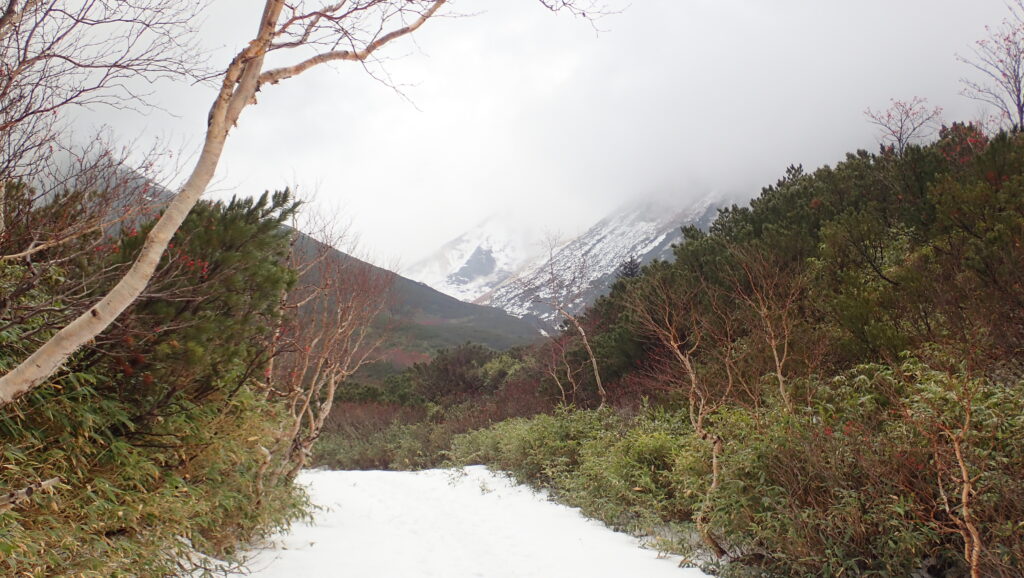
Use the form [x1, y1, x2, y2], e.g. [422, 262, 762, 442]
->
[78, 0, 1009, 266]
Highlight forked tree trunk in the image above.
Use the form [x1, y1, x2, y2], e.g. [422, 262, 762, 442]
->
[559, 307, 605, 408]
[1, 0, 590, 407]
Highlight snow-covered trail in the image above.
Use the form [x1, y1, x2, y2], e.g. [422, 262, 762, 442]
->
[234, 466, 710, 577]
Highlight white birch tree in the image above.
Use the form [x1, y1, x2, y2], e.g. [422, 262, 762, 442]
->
[0, 0, 604, 406]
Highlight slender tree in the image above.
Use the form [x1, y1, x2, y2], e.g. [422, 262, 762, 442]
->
[261, 232, 392, 486]
[865, 97, 943, 154]
[0, 0, 604, 406]
[540, 332, 587, 405]
[722, 243, 808, 412]
[620, 260, 735, 558]
[522, 234, 606, 407]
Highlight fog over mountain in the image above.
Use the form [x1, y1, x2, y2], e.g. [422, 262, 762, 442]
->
[405, 212, 554, 303]
[74, 1, 1009, 266]
[407, 191, 730, 326]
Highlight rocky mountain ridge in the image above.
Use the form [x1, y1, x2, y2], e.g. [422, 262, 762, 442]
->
[406, 193, 728, 328]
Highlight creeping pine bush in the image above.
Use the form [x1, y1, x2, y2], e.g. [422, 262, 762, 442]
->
[0, 376, 308, 576]
[312, 363, 553, 472]
[0, 194, 312, 576]
[314, 419, 466, 471]
[707, 403, 940, 576]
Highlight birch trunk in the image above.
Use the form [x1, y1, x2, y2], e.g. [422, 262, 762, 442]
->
[0, 0, 285, 405]
[562, 310, 606, 408]
[0, 0, 575, 406]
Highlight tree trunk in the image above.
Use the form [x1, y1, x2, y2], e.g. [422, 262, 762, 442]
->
[0, 0, 583, 406]
[562, 308, 605, 408]
[0, 130, 228, 404]
[0, 476, 60, 512]
[695, 431, 728, 559]
[0, 0, 283, 406]
[0, 180, 5, 239]
[0, 0, 34, 42]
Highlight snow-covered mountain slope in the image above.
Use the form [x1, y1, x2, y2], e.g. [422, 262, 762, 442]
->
[406, 193, 728, 329]
[403, 214, 553, 303]
[484, 193, 724, 326]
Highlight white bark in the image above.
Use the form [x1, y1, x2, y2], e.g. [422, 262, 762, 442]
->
[0, 0, 285, 405]
[558, 306, 605, 408]
[0, 0, 451, 405]
[0, 0, 601, 406]
[0, 0, 37, 42]
[0, 476, 61, 513]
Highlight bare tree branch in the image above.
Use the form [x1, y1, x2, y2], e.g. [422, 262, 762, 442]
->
[959, 0, 1024, 130]
[865, 97, 943, 154]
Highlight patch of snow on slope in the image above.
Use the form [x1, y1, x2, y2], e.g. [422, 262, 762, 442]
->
[233, 466, 710, 578]
[485, 192, 724, 324]
[404, 214, 554, 303]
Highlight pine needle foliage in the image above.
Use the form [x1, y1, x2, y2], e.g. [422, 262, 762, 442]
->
[0, 190, 309, 576]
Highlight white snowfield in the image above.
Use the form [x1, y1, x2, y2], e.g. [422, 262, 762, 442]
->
[234, 466, 711, 578]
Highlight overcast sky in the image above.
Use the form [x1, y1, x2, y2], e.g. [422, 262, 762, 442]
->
[76, 0, 1010, 268]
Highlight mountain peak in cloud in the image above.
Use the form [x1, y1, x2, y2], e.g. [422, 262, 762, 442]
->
[406, 190, 729, 327]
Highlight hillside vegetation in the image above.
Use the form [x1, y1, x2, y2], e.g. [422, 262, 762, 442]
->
[319, 124, 1024, 577]
[3, 2, 1023, 574]
[0, 188, 370, 574]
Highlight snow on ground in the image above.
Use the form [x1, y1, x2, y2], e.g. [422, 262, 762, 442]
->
[234, 466, 711, 578]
